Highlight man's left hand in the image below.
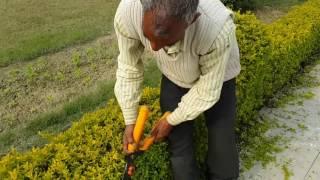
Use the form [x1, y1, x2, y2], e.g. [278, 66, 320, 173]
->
[151, 117, 173, 142]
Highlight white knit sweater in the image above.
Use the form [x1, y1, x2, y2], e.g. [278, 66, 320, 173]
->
[114, 0, 241, 125]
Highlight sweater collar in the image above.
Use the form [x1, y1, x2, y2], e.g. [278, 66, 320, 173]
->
[163, 40, 183, 55]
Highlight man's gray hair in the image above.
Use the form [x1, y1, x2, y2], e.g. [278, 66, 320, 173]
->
[140, 0, 199, 23]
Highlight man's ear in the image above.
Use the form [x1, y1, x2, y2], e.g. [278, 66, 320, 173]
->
[190, 12, 201, 25]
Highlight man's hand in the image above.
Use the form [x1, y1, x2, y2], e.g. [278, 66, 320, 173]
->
[151, 117, 173, 142]
[123, 124, 135, 154]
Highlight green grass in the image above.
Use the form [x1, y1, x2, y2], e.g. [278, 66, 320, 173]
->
[249, 0, 306, 23]
[253, 0, 305, 11]
[282, 163, 293, 180]
[143, 60, 162, 87]
[0, 60, 161, 155]
[0, 0, 118, 67]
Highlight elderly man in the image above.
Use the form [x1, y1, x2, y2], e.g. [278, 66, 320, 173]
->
[114, 0, 241, 179]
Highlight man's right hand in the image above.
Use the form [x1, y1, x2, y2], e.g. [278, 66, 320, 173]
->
[123, 124, 135, 154]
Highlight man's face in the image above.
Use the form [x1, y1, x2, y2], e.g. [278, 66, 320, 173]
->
[142, 9, 188, 51]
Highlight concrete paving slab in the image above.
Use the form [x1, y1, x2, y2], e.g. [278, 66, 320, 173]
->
[305, 152, 320, 180]
[240, 142, 320, 180]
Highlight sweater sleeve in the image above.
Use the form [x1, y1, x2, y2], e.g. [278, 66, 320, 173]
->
[167, 18, 236, 126]
[114, 4, 145, 125]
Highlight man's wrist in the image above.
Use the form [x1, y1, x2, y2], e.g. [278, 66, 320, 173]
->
[122, 108, 138, 126]
[167, 109, 184, 126]
[125, 121, 136, 126]
[166, 115, 175, 126]
[125, 124, 135, 127]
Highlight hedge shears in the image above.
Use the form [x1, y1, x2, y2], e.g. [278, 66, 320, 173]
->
[122, 106, 170, 180]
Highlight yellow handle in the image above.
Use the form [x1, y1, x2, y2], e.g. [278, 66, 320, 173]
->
[128, 106, 149, 152]
[133, 106, 149, 143]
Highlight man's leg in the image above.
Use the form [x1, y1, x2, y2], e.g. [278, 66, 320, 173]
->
[160, 75, 200, 180]
[204, 78, 239, 180]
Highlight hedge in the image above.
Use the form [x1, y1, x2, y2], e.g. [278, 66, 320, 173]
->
[1, 0, 320, 179]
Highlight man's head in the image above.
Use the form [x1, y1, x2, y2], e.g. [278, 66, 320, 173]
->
[141, 0, 201, 51]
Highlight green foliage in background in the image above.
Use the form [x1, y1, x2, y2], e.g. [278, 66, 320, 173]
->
[266, 2, 320, 93]
[221, 0, 256, 12]
[1, 0, 320, 179]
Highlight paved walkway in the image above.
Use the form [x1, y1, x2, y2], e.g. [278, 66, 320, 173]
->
[241, 62, 320, 180]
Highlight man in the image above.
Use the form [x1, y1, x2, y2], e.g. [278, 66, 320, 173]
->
[114, 0, 241, 179]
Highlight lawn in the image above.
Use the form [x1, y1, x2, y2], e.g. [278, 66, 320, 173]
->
[252, 0, 305, 23]
[0, 0, 118, 67]
[253, 0, 305, 10]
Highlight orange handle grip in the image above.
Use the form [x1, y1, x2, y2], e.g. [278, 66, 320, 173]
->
[128, 111, 171, 152]
[139, 136, 155, 151]
[139, 111, 171, 151]
[127, 144, 136, 152]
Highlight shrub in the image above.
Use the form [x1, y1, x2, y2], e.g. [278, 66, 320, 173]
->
[234, 12, 272, 127]
[0, 88, 171, 179]
[221, 0, 256, 12]
[234, 0, 320, 128]
[235, 0, 320, 166]
[266, 0, 320, 94]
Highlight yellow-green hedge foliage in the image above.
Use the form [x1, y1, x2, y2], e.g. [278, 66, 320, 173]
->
[0, 88, 173, 179]
[236, 0, 320, 128]
[1, 0, 320, 179]
[234, 12, 272, 127]
[266, 0, 320, 93]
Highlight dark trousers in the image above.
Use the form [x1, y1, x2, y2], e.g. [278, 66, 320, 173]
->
[160, 75, 239, 180]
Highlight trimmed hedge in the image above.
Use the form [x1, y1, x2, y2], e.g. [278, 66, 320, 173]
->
[234, 12, 272, 127]
[0, 88, 169, 179]
[1, 0, 320, 179]
[266, 3, 320, 94]
[236, 0, 320, 168]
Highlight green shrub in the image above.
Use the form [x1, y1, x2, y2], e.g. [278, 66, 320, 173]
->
[234, 12, 272, 127]
[266, 0, 320, 94]
[221, 0, 256, 12]
[1, 0, 320, 178]
[234, 0, 320, 128]
[235, 0, 320, 169]
[0, 88, 170, 179]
